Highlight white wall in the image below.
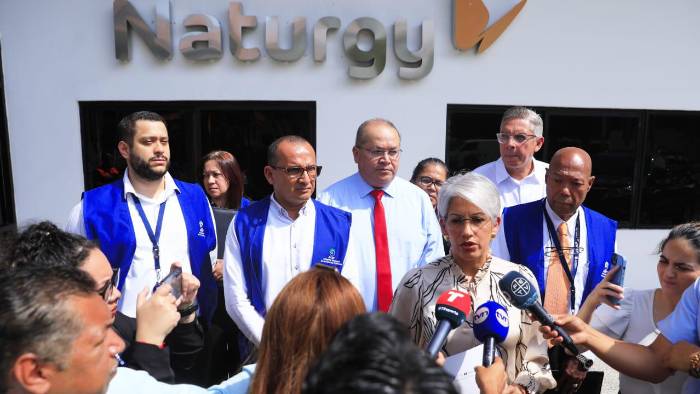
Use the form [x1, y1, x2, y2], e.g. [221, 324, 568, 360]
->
[1, 0, 697, 289]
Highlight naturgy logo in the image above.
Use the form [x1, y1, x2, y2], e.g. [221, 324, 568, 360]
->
[453, 0, 527, 53]
[113, 0, 526, 80]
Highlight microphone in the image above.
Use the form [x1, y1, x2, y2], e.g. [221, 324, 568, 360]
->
[497, 271, 580, 355]
[473, 301, 509, 366]
[425, 289, 472, 358]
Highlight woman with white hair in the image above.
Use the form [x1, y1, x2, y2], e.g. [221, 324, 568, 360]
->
[390, 172, 555, 393]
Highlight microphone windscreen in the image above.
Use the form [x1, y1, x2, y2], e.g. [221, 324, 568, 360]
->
[434, 289, 472, 328]
[498, 270, 539, 309]
[473, 301, 509, 343]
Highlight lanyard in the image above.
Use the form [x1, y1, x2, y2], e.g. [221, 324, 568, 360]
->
[133, 196, 167, 281]
[543, 201, 581, 313]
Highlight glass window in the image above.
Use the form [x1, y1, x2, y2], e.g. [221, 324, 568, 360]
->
[447, 105, 700, 229]
[545, 111, 641, 227]
[446, 105, 505, 173]
[639, 113, 700, 226]
[79, 102, 315, 201]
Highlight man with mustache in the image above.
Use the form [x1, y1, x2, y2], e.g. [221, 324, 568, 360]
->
[491, 147, 617, 392]
[473, 106, 548, 208]
[66, 111, 218, 327]
[223, 136, 356, 349]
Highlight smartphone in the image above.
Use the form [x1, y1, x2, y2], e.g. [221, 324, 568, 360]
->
[606, 253, 627, 306]
[153, 266, 183, 299]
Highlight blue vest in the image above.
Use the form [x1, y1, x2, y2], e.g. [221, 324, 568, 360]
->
[82, 178, 218, 323]
[503, 199, 617, 309]
[233, 196, 352, 317]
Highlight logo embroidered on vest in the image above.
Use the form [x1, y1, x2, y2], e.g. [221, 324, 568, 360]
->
[319, 247, 342, 267]
[600, 261, 609, 278]
[197, 220, 205, 237]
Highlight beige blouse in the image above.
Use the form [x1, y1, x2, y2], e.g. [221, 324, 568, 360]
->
[389, 255, 556, 393]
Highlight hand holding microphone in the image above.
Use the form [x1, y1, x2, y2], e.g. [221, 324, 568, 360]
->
[426, 289, 472, 358]
[498, 270, 580, 356]
[473, 301, 509, 366]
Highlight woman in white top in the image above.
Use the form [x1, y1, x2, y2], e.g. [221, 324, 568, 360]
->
[577, 222, 700, 394]
[390, 172, 556, 393]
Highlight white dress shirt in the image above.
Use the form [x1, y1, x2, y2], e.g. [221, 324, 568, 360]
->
[473, 157, 548, 208]
[491, 201, 589, 312]
[223, 195, 359, 345]
[65, 171, 217, 317]
[318, 173, 445, 311]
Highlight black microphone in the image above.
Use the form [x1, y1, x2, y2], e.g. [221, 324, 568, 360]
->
[498, 270, 580, 355]
[425, 289, 472, 358]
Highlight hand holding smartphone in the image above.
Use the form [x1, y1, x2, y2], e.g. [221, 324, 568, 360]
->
[606, 253, 627, 306]
[153, 266, 183, 299]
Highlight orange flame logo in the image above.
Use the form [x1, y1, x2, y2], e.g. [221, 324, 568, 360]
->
[453, 0, 527, 53]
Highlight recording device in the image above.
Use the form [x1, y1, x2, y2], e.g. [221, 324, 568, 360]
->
[153, 266, 183, 298]
[426, 289, 472, 358]
[497, 271, 579, 355]
[607, 253, 627, 306]
[473, 301, 509, 366]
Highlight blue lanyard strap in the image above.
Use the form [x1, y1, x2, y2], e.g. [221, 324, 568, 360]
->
[542, 201, 581, 312]
[133, 196, 167, 281]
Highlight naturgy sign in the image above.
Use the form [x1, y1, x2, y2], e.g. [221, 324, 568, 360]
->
[114, 0, 526, 80]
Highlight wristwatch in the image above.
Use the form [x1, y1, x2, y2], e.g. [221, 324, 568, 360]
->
[689, 351, 700, 378]
[177, 303, 198, 318]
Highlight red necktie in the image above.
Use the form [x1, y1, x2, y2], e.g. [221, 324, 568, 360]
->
[371, 189, 392, 312]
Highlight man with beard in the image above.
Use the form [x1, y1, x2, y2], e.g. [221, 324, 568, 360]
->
[66, 111, 217, 326]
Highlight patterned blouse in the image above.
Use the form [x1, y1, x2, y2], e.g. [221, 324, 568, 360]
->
[389, 255, 556, 393]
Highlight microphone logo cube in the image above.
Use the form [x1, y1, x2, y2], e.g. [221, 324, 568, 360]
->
[511, 277, 531, 297]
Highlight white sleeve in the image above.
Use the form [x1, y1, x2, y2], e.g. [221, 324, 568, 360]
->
[490, 224, 510, 261]
[339, 232, 365, 305]
[65, 201, 87, 236]
[420, 193, 446, 264]
[589, 288, 635, 340]
[223, 215, 265, 345]
[108, 367, 207, 394]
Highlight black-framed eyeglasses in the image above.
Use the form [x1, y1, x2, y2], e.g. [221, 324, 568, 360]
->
[271, 165, 322, 179]
[359, 147, 402, 159]
[98, 268, 120, 302]
[416, 176, 444, 188]
[495, 133, 537, 145]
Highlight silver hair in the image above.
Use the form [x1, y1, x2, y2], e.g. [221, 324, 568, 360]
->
[500, 106, 543, 137]
[437, 172, 501, 221]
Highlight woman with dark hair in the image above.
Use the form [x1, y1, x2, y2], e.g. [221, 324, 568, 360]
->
[410, 157, 449, 212]
[218, 266, 366, 394]
[575, 222, 700, 393]
[201, 150, 249, 210]
[200, 150, 250, 384]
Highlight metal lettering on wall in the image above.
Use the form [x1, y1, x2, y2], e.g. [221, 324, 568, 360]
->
[394, 19, 434, 80]
[343, 18, 386, 80]
[265, 16, 306, 62]
[114, 0, 172, 61]
[113, 0, 526, 79]
[179, 15, 223, 61]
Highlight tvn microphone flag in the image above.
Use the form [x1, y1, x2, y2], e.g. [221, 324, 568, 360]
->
[473, 301, 509, 366]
